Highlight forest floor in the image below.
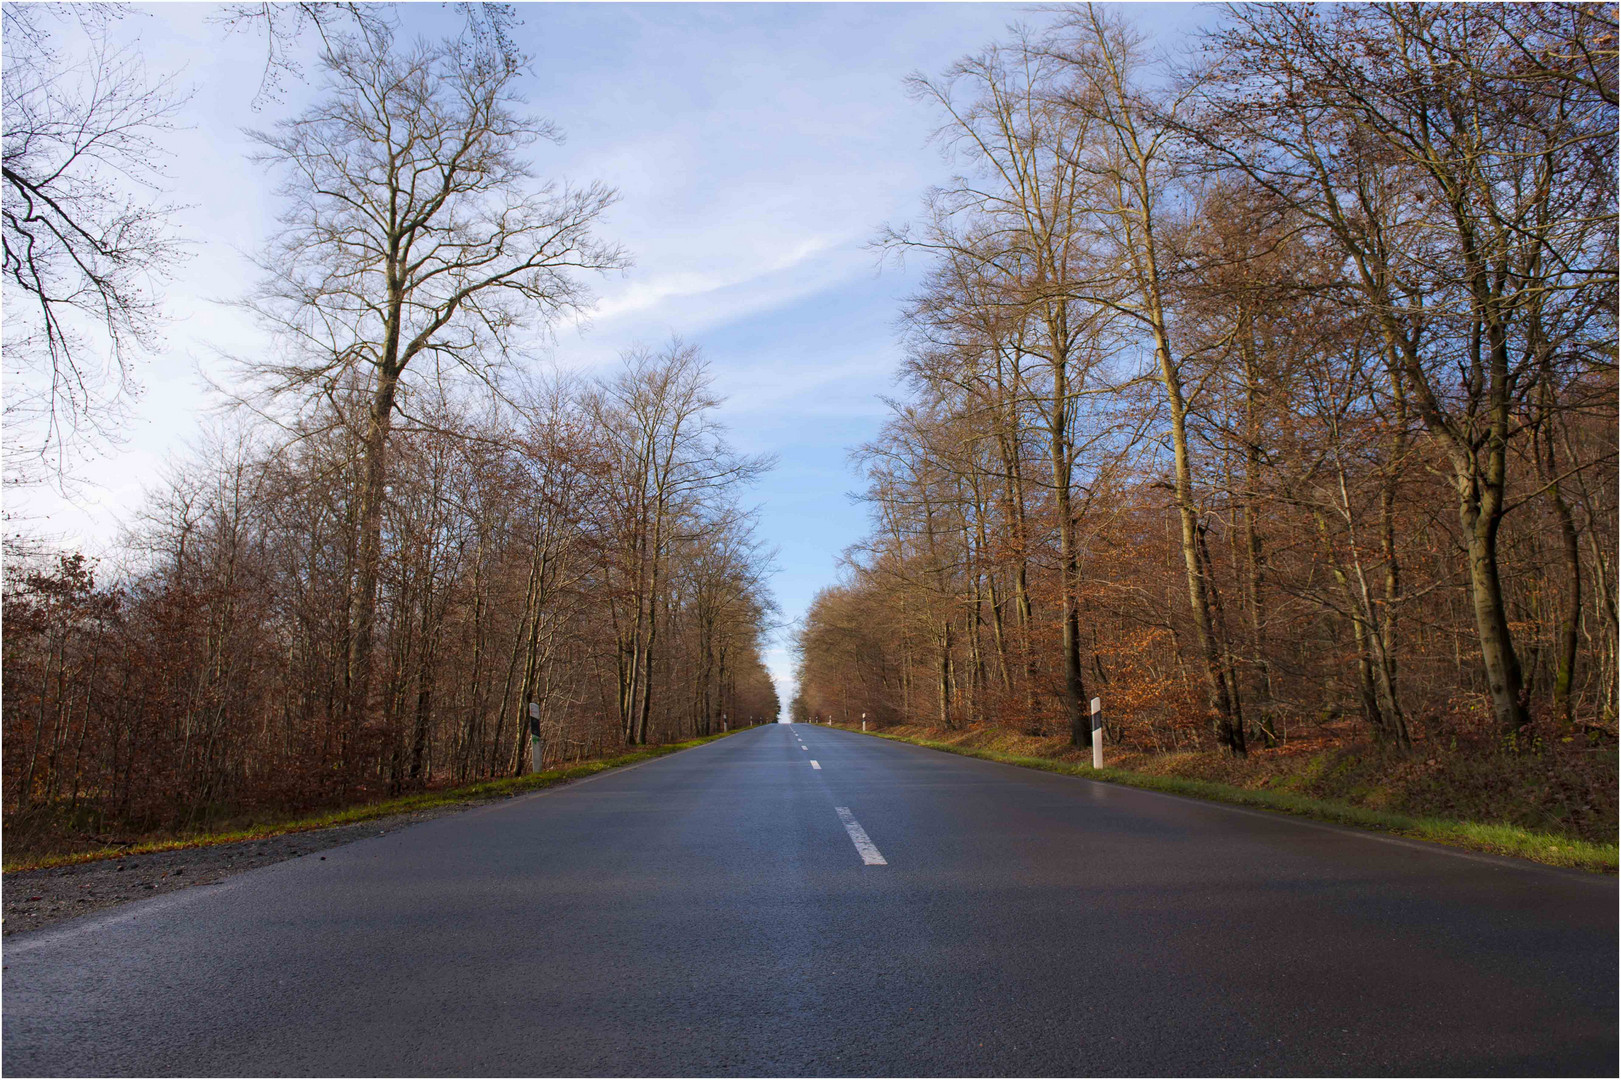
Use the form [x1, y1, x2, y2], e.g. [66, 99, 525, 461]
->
[831, 721, 1618, 873]
[1, 728, 745, 935]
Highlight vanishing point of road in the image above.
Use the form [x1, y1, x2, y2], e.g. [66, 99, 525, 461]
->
[4, 724, 1615, 1076]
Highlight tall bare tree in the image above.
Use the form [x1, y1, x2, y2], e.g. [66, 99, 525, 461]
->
[891, 37, 1111, 746]
[245, 21, 627, 736]
[586, 341, 770, 745]
[1039, 4, 1249, 753]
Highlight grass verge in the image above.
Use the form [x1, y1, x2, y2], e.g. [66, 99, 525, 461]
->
[3, 728, 745, 874]
[840, 726, 1618, 874]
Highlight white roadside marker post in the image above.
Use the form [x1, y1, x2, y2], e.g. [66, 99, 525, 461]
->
[1091, 697, 1103, 769]
[862, 712, 867, 732]
[528, 702, 543, 773]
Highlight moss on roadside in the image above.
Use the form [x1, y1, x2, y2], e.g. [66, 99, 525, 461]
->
[3, 729, 744, 874]
[843, 725, 1618, 874]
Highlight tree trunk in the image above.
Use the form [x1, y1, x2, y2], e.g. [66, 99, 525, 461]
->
[346, 364, 401, 749]
[1239, 331, 1276, 745]
[1049, 358, 1090, 749]
[1540, 392, 1581, 731]
[1461, 502, 1529, 732]
[1157, 337, 1242, 754]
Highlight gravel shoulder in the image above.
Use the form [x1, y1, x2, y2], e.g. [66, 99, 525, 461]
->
[2, 803, 482, 937]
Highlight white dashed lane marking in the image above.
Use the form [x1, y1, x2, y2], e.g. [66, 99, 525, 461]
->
[835, 807, 887, 866]
[811, 761, 820, 769]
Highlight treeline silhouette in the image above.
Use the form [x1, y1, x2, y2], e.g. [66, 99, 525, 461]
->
[4, 351, 779, 840]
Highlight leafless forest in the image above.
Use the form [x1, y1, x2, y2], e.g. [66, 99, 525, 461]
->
[796, 4, 1618, 769]
[2, 9, 779, 841]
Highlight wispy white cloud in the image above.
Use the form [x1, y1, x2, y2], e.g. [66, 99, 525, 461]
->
[583, 232, 847, 325]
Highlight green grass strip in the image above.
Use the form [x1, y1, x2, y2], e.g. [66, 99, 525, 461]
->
[845, 727, 1618, 874]
[4, 728, 745, 874]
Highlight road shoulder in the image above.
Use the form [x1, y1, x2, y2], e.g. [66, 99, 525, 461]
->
[837, 724, 1619, 874]
[3, 727, 753, 936]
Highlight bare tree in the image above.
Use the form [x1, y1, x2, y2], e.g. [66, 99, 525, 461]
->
[245, 20, 627, 734]
[1195, 1, 1619, 732]
[2, 3, 187, 489]
[213, 3, 522, 106]
[1034, 4, 1251, 754]
[586, 341, 771, 745]
[891, 37, 1113, 747]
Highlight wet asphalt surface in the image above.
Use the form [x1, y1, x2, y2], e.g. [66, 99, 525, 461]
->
[2, 723, 1615, 1077]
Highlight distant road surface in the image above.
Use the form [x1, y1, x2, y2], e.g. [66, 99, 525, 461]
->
[4, 723, 1615, 1076]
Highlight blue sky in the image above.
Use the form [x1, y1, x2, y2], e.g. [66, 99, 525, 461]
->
[12, 1, 1207, 705]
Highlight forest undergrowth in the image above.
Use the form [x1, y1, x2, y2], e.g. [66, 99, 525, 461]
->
[2, 728, 747, 872]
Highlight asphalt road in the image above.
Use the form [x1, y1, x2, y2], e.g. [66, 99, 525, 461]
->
[3, 724, 1615, 1076]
